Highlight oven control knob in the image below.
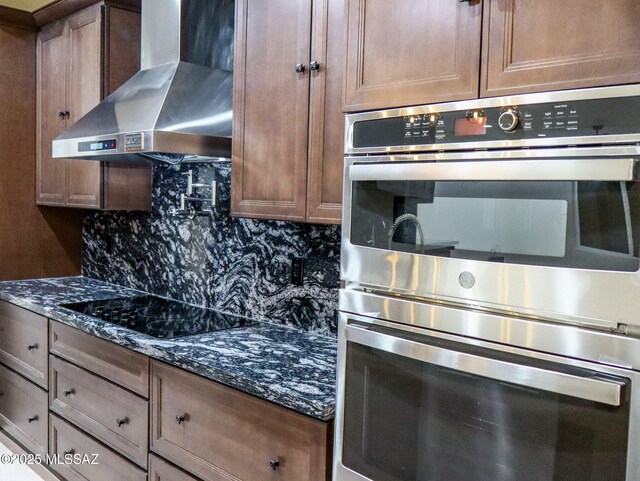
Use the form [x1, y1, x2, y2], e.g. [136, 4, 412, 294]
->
[498, 108, 520, 132]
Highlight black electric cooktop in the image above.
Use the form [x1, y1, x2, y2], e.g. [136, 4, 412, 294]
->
[61, 295, 255, 339]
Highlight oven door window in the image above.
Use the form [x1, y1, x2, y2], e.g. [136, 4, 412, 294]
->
[350, 178, 640, 272]
[342, 326, 630, 481]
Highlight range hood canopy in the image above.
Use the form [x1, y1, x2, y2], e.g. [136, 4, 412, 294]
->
[52, 0, 234, 164]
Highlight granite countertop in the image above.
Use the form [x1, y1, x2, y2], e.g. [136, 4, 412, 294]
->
[0, 276, 337, 421]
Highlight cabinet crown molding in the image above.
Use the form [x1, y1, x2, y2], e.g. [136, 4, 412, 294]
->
[0, 0, 140, 29]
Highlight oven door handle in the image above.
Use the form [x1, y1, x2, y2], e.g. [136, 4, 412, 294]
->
[349, 158, 639, 182]
[345, 324, 626, 406]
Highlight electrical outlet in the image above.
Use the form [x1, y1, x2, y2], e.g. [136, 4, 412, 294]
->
[291, 257, 304, 286]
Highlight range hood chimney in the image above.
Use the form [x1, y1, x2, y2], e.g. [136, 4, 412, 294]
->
[52, 0, 234, 164]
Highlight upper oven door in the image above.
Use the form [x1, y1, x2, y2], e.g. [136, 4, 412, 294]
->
[341, 153, 640, 329]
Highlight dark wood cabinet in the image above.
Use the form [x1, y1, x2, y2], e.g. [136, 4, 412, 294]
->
[65, 6, 103, 208]
[36, 2, 151, 211]
[49, 356, 149, 468]
[0, 301, 48, 388]
[232, 0, 345, 224]
[50, 414, 147, 481]
[343, 0, 640, 110]
[306, 0, 346, 223]
[481, 0, 640, 97]
[343, 0, 482, 112]
[151, 361, 332, 481]
[50, 320, 150, 398]
[0, 364, 49, 456]
[0, 302, 49, 456]
[0, 309, 334, 481]
[37, 21, 67, 205]
[149, 455, 200, 481]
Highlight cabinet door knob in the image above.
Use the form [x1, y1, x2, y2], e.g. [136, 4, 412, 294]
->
[27, 415, 38, 423]
[175, 414, 186, 424]
[58, 111, 66, 118]
[62, 388, 75, 397]
[27, 344, 38, 351]
[64, 110, 70, 118]
[309, 61, 320, 71]
[295, 63, 305, 73]
[116, 418, 128, 427]
[268, 459, 280, 470]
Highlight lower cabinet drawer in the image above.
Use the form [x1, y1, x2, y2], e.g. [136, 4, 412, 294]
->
[150, 361, 331, 481]
[149, 454, 200, 481]
[50, 320, 149, 398]
[50, 355, 149, 468]
[0, 301, 48, 388]
[0, 363, 48, 454]
[50, 414, 147, 481]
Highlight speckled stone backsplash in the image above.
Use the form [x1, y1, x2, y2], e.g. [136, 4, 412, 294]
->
[82, 162, 341, 335]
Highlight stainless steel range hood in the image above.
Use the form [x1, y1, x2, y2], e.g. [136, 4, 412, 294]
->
[52, 0, 234, 164]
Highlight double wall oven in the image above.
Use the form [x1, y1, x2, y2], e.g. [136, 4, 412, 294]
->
[335, 85, 640, 481]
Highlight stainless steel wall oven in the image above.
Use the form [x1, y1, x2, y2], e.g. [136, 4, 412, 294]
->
[335, 85, 640, 481]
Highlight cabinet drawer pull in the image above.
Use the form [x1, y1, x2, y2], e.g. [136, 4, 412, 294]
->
[27, 415, 38, 423]
[268, 459, 280, 470]
[62, 388, 75, 397]
[175, 414, 186, 424]
[116, 417, 128, 427]
[295, 63, 305, 73]
[63, 450, 75, 456]
[27, 344, 38, 351]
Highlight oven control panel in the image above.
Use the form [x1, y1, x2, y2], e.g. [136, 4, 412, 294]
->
[351, 93, 640, 150]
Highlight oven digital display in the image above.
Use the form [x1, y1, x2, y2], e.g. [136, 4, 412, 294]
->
[454, 117, 486, 136]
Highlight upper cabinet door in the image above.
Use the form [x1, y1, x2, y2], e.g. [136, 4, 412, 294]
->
[232, 0, 313, 222]
[343, 0, 482, 112]
[65, 6, 102, 209]
[482, 0, 640, 97]
[36, 22, 67, 206]
[306, 0, 346, 224]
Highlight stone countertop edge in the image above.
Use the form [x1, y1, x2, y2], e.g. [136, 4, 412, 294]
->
[0, 277, 337, 422]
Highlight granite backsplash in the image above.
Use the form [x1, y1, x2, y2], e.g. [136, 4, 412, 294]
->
[82, 162, 341, 336]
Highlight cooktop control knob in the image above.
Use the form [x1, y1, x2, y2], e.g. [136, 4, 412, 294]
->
[498, 108, 520, 132]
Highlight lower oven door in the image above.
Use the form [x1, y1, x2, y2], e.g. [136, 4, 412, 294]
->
[334, 313, 640, 481]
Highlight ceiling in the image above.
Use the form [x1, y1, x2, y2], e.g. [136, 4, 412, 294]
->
[0, 0, 55, 11]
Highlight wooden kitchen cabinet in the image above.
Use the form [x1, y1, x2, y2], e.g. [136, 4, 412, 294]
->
[49, 356, 149, 468]
[0, 364, 49, 456]
[342, 0, 482, 112]
[0, 301, 49, 388]
[231, 0, 345, 223]
[0, 302, 49, 455]
[149, 454, 201, 481]
[151, 361, 332, 481]
[481, 0, 640, 97]
[36, 2, 151, 210]
[50, 320, 150, 398]
[50, 414, 147, 481]
[344, 0, 640, 111]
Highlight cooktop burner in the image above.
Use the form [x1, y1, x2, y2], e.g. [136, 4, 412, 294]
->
[61, 295, 255, 339]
